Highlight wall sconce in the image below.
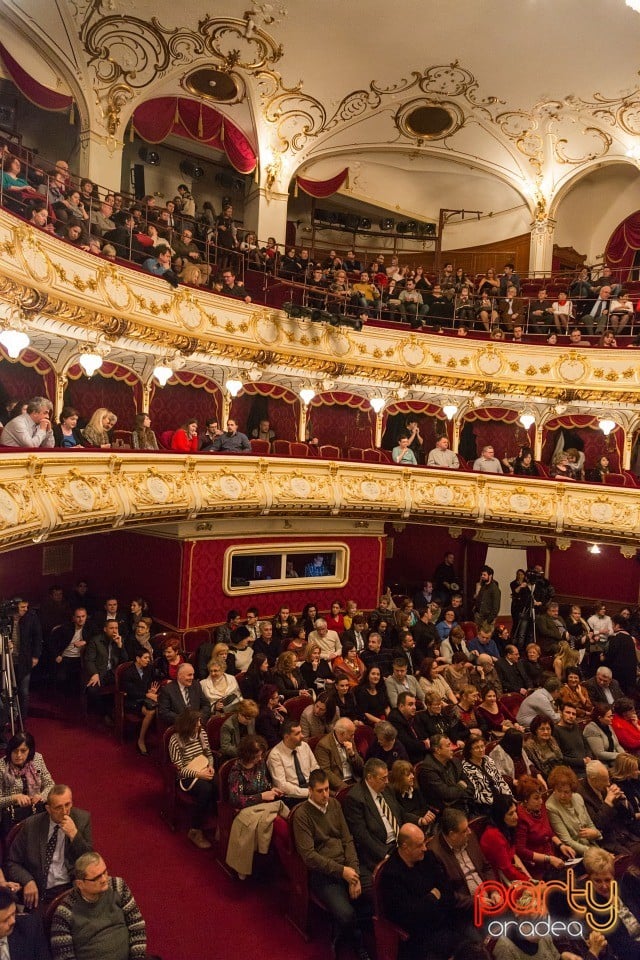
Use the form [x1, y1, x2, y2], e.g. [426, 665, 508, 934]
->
[78, 348, 107, 377]
[370, 397, 386, 414]
[225, 378, 243, 397]
[300, 388, 315, 406]
[598, 418, 616, 436]
[0, 328, 30, 359]
[153, 364, 173, 387]
[442, 402, 458, 420]
[519, 411, 536, 430]
[589, 544, 601, 555]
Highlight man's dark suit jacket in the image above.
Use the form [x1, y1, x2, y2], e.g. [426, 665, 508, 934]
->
[605, 630, 638, 695]
[584, 677, 624, 706]
[158, 679, 210, 724]
[342, 781, 406, 882]
[430, 831, 494, 911]
[417, 754, 473, 812]
[6, 808, 92, 892]
[495, 657, 529, 693]
[84, 633, 127, 682]
[8, 912, 52, 959]
[314, 732, 364, 791]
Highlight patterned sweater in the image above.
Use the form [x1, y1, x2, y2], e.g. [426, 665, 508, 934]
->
[50, 877, 146, 960]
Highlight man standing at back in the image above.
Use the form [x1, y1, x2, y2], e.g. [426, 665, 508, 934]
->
[473, 566, 501, 627]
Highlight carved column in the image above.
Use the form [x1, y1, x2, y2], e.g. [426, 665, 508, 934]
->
[529, 217, 557, 277]
[243, 184, 289, 246]
[78, 124, 125, 194]
[298, 402, 309, 442]
[54, 374, 67, 420]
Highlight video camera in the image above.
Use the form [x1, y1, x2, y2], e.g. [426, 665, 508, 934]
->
[0, 599, 19, 630]
[525, 569, 546, 586]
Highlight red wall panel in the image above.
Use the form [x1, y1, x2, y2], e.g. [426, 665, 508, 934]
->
[180, 535, 385, 628]
[548, 543, 639, 606]
[385, 524, 465, 593]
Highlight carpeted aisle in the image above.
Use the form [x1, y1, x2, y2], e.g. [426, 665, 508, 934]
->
[27, 705, 328, 960]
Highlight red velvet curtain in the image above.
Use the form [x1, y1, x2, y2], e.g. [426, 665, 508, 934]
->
[149, 375, 222, 434]
[0, 43, 73, 112]
[230, 383, 299, 442]
[542, 418, 622, 472]
[0, 349, 55, 403]
[133, 98, 256, 175]
[309, 392, 375, 451]
[295, 168, 349, 198]
[605, 210, 640, 280]
[64, 369, 137, 427]
[463, 408, 533, 460]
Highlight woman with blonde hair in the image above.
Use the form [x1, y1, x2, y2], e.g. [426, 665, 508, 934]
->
[388, 759, 435, 832]
[299, 640, 333, 696]
[220, 699, 259, 759]
[273, 650, 312, 701]
[553, 640, 579, 680]
[200, 656, 242, 714]
[611, 751, 640, 818]
[82, 407, 112, 448]
[131, 412, 158, 450]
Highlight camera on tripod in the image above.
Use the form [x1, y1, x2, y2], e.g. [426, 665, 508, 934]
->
[0, 599, 19, 631]
[525, 569, 545, 587]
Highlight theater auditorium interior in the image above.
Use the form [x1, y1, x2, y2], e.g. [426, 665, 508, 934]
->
[0, 1, 640, 958]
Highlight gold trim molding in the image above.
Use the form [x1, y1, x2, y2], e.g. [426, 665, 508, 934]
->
[0, 453, 637, 552]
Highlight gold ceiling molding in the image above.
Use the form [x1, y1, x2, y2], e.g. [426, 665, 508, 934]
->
[2, 211, 640, 404]
[0, 454, 636, 552]
[78, 5, 283, 134]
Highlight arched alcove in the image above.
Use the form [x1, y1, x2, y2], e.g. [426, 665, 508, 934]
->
[149, 373, 222, 433]
[229, 383, 300, 441]
[64, 362, 140, 427]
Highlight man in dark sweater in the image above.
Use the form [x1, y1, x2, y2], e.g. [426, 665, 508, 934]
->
[554, 703, 591, 774]
[417, 734, 474, 813]
[388, 693, 430, 764]
[292, 771, 371, 960]
[50, 851, 146, 960]
[495, 645, 529, 695]
[379, 823, 457, 960]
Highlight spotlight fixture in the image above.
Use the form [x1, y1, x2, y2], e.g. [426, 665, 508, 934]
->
[598, 418, 616, 436]
[380, 217, 394, 232]
[179, 159, 205, 179]
[0, 329, 29, 359]
[359, 218, 372, 230]
[138, 147, 160, 166]
[225, 378, 243, 397]
[283, 302, 311, 319]
[300, 388, 315, 406]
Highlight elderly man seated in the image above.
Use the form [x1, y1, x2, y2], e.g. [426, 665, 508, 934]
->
[585, 666, 624, 708]
[472, 445, 503, 474]
[308, 618, 341, 661]
[50, 851, 146, 960]
[315, 718, 364, 792]
[578, 759, 640, 855]
[427, 436, 460, 469]
[0, 397, 54, 448]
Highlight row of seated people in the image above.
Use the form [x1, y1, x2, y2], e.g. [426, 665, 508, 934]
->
[0, 722, 153, 959]
[2, 398, 635, 492]
[7, 148, 640, 354]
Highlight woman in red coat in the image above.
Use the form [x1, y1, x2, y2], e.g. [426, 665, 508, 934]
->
[480, 794, 531, 883]
[171, 419, 199, 453]
[515, 774, 575, 878]
[612, 698, 640, 754]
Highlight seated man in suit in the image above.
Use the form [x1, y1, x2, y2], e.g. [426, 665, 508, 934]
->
[430, 807, 495, 915]
[6, 784, 92, 910]
[388, 693, 430, 764]
[379, 823, 457, 960]
[495, 645, 529, 696]
[158, 663, 210, 725]
[342, 758, 407, 888]
[584, 666, 624, 708]
[51, 851, 147, 960]
[315, 718, 364, 792]
[0, 886, 51, 959]
[267, 719, 319, 808]
[84, 620, 127, 720]
[292, 770, 371, 960]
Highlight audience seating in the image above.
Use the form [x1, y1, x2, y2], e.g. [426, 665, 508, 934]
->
[205, 714, 227, 760]
[160, 725, 197, 831]
[4, 820, 24, 861]
[498, 692, 524, 721]
[158, 430, 175, 450]
[282, 801, 328, 940]
[272, 440, 292, 456]
[182, 627, 210, 652]
[43, 888, 72, 940]
[468, 815, 488, 839]
[605, 473, 626, 487]
[114, 660, 141, 743]
[215, 758, 238, 864]
[283, 695, 311, 724]
[363, 448, 386, 464]
[354, 724, 375, 756]
[372, 858, 410, 960]
[348, 447, 365, 461]
[461, 621, 477, 642]
[249, 438, 271, 454]
[319, 444, 341, 459]
[290, 441, 310, 458]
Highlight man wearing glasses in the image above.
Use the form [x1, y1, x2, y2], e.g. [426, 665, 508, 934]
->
[50, 852, 147, 960]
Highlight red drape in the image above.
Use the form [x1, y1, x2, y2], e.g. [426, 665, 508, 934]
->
[308, 393, 375, 451]
[0, 348, 55, 402]
[65, 370, 137, 427]
[149, 374, 222, 434]
[605, 210, 640, 280]
[462, 408, 533, 460]
[230, 384, 299, 442]
[0, 43, 73, 112]
[132, 98, 256, 175]
[296, 168, 349, 198]
[67, 361, 142, 411]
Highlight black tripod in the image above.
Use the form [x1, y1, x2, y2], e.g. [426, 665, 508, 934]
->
[0, 627, 23, 737]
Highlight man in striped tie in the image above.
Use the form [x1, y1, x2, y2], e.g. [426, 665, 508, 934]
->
[342, 758, 408, 888]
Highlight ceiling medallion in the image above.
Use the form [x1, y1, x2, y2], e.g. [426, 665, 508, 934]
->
[183, 67, 241, 104]
[396, 99, 464, 142]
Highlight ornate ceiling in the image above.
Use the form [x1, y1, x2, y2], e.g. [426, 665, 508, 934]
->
[4, 0, 640, 218]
